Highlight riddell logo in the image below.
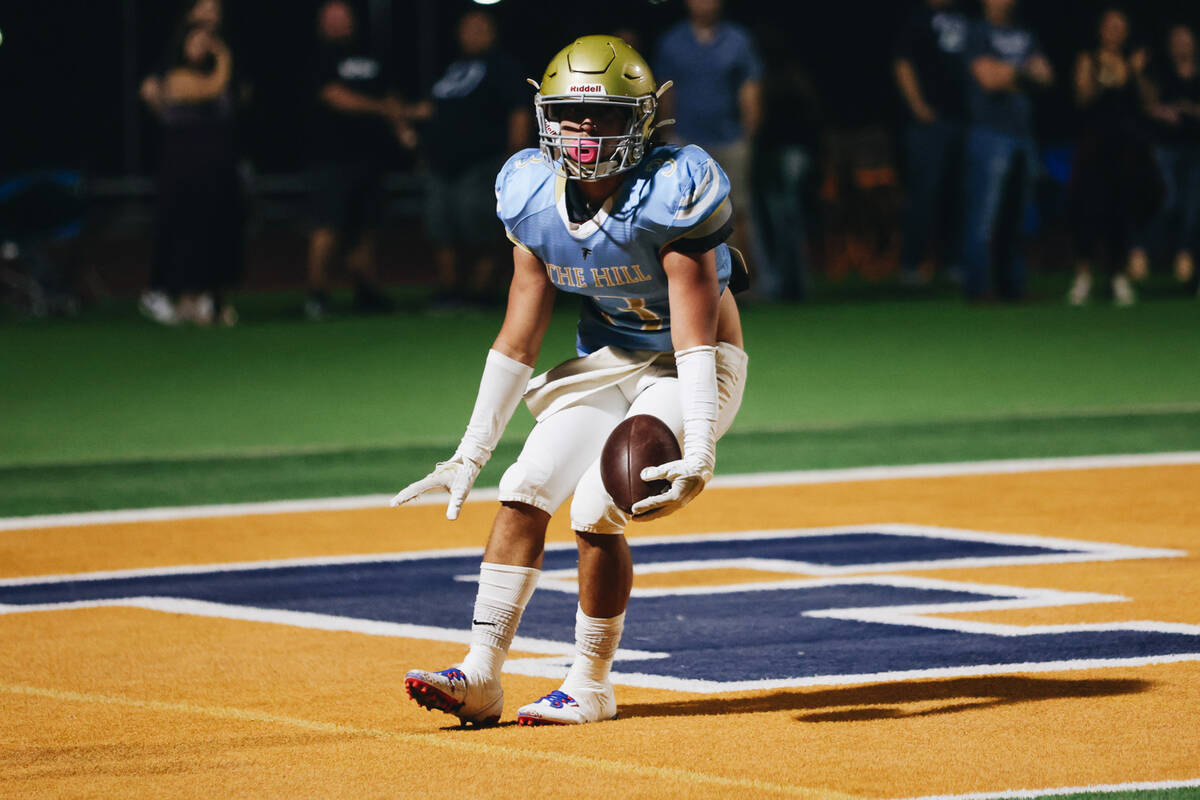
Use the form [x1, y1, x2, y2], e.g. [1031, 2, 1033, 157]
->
[569, 84, 605, 93]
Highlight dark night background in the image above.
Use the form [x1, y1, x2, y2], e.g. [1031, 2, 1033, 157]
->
[8, 0, 1200, 178]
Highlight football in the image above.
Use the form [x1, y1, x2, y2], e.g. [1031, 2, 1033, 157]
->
[600, 414, 682, 516]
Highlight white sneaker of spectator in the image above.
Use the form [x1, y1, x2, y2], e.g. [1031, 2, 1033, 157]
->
[138, 290, 179, 325]
[176, 293, 215, 325]
[1067, 272, 1092, 306]
[1112, 274, 1136, 307]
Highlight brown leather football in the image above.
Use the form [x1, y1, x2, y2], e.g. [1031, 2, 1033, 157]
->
[600, 414, 682, 516]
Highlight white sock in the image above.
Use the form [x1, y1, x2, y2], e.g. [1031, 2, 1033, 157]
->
[459, 562, 540, 680]
[563, 605, 625, 689]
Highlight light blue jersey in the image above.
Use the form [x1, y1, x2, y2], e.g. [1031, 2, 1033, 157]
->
[496, 144, 733, 355]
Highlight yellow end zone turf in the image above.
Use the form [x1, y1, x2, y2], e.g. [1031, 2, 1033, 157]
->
[2, 463, 1198, 799]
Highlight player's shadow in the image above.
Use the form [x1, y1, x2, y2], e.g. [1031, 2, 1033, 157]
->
[617, 675, 1151, 723]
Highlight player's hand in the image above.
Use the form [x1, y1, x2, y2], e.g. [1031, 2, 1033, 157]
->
[913, 103, 937, 125]
[389, 454, 482, 521]
[1131, 48, 1149, 75]
[1023, 54, 1054, 86]
[1152, 104, 1182, 125]
[630, 457, 713, 520]
[381, 96, 405, 123]
[395, 120, 419, 149]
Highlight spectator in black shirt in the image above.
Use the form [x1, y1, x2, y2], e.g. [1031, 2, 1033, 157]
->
[402, 10, 530, 307]
[893, 0, 970, 286]
[139, 0, 242, 326]
[1138, 23, 1200, 291]
[1066, 7, 1159, 307]
[305, 0, 403, 320]
[140, 18, 243, 326]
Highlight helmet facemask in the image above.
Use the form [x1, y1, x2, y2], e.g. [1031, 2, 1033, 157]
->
[534, 94, 657, 180]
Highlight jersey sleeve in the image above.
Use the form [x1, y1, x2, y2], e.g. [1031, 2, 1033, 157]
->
[495, 148, 544, 254]
[659, 145, 734, 254]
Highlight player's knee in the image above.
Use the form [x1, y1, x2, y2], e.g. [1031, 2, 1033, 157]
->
[497, 454, 558, 515]
[569, 467, 628, 535]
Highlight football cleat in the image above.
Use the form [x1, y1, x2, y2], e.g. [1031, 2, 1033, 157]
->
[404, 667, 503, 727]
[516, 685, 617, 726]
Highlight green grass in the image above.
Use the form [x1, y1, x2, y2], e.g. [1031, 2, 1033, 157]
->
[1006, 789, 1200, 800]
[2, 410, 1198, 517]
[1, 292, 1198, 515]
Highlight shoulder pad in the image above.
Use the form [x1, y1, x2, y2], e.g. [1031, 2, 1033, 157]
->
[495, 148, 553, 237]
[638, 145, 732, 245]
[670, 145, 730, 221]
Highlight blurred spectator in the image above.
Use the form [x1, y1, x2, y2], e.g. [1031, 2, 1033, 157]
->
[138, 0, 232, 325]
[1136, 23, 1200, 292]
[0, 171, 85, 317]
[305, 0, 401, 321]
[893, 0, 970, 286]
[139, 17, 243, 326]
[750, 52, 822, 301]
[613, 27, 642, 51]
[654, 0, 763, 261]
[816, 127, 905, 282]
[1066, 8, 1161, 307]
[960, 0, 1053, 302]
[187, 0, 222, 29]
[401, 10, 530, 308]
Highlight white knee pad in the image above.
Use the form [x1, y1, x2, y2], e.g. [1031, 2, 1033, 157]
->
[497, 392, 627, 515]
[497, 450, 560, 515]
[569, 459, 630, 534]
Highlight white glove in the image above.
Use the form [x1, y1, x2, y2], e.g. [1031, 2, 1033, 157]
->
[628, 345, 718, 520]
[631, 455, 712, 519]
[389, 349, 532, 521]
[390, 453, 482, 521]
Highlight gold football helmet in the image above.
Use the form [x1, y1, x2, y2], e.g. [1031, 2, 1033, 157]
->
[531, 35, 672, 180]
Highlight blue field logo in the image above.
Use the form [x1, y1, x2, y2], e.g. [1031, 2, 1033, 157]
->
[3, 524, 1197, 692]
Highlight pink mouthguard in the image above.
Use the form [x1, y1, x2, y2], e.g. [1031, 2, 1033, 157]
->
[566, 139, 600, 164]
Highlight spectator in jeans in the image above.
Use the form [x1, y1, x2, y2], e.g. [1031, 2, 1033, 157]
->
[402, 10, 530, 307]
[960, 0, 1053, 302]
[893, 0, 970, 286]
[1066, 8, 1160, 307]
[1136, 23, 1200, 293]
[305, 0, 402, 320]
[654, 0, 763, 261]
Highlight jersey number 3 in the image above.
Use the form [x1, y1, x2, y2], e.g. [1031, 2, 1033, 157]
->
[603, 297, 663, 331]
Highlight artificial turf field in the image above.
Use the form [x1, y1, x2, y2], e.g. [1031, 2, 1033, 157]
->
[1, 293, 1198, 799]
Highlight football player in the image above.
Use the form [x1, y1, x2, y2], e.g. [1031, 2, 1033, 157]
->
[393, 35, 749, 726]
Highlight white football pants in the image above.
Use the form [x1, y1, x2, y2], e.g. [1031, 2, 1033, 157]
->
[497, 343, 748, 534]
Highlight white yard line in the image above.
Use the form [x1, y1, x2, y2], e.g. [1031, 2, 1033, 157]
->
[888, 777, 1200, 800]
